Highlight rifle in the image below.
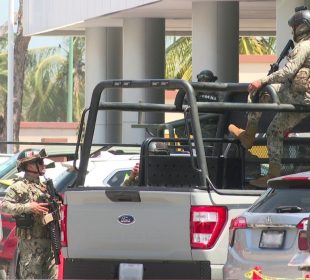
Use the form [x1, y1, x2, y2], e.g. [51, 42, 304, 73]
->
[253, 39, 295, 103]
[42, 179, 62, 265]
[268, 39, 295, 75]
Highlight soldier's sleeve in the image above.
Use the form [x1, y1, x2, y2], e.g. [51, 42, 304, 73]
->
[261, 41, 310, 85]
[121, 175, 138, 187]
[1, 182, 32, 215]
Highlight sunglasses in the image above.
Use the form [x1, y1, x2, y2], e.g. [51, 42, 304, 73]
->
[36, 159, 45, 165]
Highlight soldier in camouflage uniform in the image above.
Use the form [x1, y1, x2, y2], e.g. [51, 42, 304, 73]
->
[1, 149, 58, 279]
[229, 6, 310, 188]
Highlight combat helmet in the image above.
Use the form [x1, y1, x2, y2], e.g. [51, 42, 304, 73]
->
[197, 70, 218, 82]
[288, 6, 310, 42]
[16, 148, 48, 172]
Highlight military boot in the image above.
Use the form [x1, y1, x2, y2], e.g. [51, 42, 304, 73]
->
[228, 122, 257, 150]
[250, 162, 281, 188]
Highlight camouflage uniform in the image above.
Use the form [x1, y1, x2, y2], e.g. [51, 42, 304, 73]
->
[121, 176, 139, 186]
[1, 175, 58, 279]
[247, 39, 310, 165]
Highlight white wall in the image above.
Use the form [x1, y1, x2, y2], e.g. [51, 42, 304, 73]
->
[23, 0, 159, 35]
[239, 55, 275, 83]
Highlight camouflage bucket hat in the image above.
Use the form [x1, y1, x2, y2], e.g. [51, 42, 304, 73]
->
[16, 148, 48, 172]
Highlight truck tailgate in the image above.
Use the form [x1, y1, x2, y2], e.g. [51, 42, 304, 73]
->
[64, 188, 192, 260]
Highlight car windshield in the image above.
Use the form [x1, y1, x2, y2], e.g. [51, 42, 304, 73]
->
[46, 163, 77, 193]
[249, 187, 310, 213]
[0, 154, 19, 178]
[0, 162, 77, 196]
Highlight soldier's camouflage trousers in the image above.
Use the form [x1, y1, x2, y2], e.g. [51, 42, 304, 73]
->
[18, 239, 58, 279]
[247, 83, 310, 165]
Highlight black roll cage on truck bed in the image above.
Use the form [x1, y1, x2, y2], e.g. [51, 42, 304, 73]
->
[73, 79, 310, 193]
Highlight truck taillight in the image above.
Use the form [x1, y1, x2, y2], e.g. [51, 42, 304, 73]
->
[229, 216, 247, 247]
[190, 206, 227, 249]
[297, 218, 309, 251]
[297, 218, 308, 230]
[61, 204, 68, 247]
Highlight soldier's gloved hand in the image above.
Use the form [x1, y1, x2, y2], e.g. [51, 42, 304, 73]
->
[129, 162, 140, 181]
[30, 202, 49, 214]
[248, 79, 263, 99]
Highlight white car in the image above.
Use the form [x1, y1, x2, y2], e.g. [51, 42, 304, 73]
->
[224, 171, 310, 280]
[55, 151, 140, 191]
[0, 150, 140, 194]
[82, 151, 140, 187]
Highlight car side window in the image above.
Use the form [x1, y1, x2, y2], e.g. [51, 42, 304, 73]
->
[107, 170, 131, 187]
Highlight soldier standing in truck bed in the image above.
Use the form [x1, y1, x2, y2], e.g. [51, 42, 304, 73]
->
[175, 69, 220, 139]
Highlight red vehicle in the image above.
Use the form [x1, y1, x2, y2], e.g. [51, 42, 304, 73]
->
[0, 212, 18, 277]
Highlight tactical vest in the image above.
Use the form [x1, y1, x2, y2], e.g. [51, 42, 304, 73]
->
[14, 179, 50, 240]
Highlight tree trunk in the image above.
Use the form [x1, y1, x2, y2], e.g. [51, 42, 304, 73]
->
[0, 0, 30, 153]
[12, 0, 30, 152]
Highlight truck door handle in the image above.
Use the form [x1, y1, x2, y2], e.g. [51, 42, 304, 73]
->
[105, 190, 141, 202]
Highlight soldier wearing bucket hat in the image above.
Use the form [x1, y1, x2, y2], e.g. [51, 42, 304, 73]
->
[16, 148, 48, 173]
[1, 148, 59, 279]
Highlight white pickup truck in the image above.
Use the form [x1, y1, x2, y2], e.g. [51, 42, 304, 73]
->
[60, 79, 308, 279]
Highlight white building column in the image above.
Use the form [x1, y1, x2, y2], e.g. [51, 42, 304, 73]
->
[276, 0, 304, 56]
[85, 27, 122, 144]
[192, 1, 239, 82]
[122, 18, 165, 144]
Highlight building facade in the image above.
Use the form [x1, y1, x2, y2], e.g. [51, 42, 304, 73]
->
[23, 0, 307, 144]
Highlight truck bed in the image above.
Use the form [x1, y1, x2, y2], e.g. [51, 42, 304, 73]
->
[62, 185, 261, 279]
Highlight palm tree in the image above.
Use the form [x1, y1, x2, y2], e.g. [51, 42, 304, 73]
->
[0, 52, 7, 112]
[239, 36, 276, 55]
[0, 36, 85, 123]
[25, 54, 67, 121]
[165, 36, 192, 80]
[24, 37, 85, 122]
[71, 37, 85, 121]
[23, 46, 59, 111]
[165, 36, 276, 80]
